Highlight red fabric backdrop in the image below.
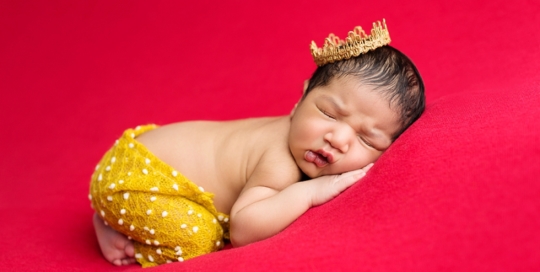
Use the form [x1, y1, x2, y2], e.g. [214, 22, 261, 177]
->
[1, 0, 539, 271]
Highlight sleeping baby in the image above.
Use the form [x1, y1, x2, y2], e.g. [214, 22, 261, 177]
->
[89, 20, 425, 267]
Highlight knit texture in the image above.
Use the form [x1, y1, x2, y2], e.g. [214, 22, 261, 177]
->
[89, 125, 229, 267]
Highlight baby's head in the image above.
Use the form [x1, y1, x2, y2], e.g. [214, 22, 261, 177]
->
[304, 45, 425, 139]
[289, 45, 425, 178]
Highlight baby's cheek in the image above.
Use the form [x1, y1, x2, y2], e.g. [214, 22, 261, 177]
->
[369, 151, 385, 164]
[350, 150, 381, 170]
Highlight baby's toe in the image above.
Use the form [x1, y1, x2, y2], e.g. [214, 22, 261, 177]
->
[124, 242, 135, 257]
[113, 236, 127, 250]
[112, 259, 122, 266]
[121, 257, 137, 265]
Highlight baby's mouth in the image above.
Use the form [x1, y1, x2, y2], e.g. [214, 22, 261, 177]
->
[305, 150, 329, 167]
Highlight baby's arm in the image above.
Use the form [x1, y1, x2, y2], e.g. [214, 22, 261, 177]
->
[229, 163, 373, 247]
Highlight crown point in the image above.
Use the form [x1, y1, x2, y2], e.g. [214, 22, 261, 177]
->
[310, 19, 391, 66]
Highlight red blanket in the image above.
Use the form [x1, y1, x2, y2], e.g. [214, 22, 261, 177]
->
[1, 0, 539, 271]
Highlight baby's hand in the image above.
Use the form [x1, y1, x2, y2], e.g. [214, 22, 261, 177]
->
[309, 163, 373, 207]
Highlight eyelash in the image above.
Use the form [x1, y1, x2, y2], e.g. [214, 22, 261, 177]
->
[319, 108, 335, 119]
[359, 136, 374, 148]
[319, 106, 377, 150]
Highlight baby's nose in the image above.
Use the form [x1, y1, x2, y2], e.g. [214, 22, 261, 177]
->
[324, 126, 352, 153]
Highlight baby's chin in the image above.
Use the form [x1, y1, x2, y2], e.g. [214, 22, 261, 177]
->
[298, 165, 320, 180]
[299, 165, 333, 179]
[299, 159, 369, 179]
[305, 165, 371, 179]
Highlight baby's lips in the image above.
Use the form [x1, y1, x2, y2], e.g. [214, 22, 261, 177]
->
[305, 150, 317, 162]
[304, 150, 329, 167]
[317, 149, 334, 164]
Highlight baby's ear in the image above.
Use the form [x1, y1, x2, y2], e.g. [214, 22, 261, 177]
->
[291, 80, 309, 117]
[290, 103, 298, 117]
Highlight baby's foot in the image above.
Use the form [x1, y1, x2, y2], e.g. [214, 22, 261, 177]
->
[93, 213, 136, 266]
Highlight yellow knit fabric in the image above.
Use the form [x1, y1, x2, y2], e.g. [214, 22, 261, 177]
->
[89, 125, 229, 267]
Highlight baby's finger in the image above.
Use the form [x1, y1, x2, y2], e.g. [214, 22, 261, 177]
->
[362, 163, 374, 172]
[338, 169, 366, 184]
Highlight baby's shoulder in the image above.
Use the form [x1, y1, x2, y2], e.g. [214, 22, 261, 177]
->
[246, 144, 301, 191]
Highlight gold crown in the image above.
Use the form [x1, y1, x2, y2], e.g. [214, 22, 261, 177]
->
[310, 19, 391, 66]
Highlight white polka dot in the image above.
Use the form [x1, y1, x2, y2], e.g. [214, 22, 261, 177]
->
[146, 209, 152, 215]
[111, 157, 116, 163]
[175, 246, 182, 252]
[95, 164, 100, 171]
[175, 250, 183, 256]
[156, 249, 162, 255]
[107, 196, 113, 201]
[104, 221, 108, 226]
[127, 236, 132, 240]
[146, 239, 151, 245]
[193, 226, 199, 233]
[172, 170, 178, 177]
[212, 218, 217, 224]
[105, 166, 111, 172]
[224, 217, 229, 223]
[178, 257, 184, 262]
[150, 187, 158, 192]
[145, 158, 151, 164]
[216, 241, 221, 247]
[98, 174, 103, 181]
[127, 172, 132, 176]
[218, 215, 224, 221]
[172, 184, 179, 191]
[120, 209, 126, 215]
[197, 213, 202, 218]
[131, 133, 135, 138]
[188, 210, 193, 215]
[166, 260, 172, 263]
[150, 196, 157, 202]
[153, 240, 160, 246]
[136, 126, 141, 130]
[142, 169, 148, 175]
[148, 254, 154, 262]
[123, 192, 129, 200]
[198, 186, 205, 192]
[118, 179, 124, 184]
[88, 194, 92, 200]
[130, 225, 135, 231]
[181, 224, 187, 229]
[150, 229, 155, 235]
[114, 140, 119, 146]
[128, 143, 134, 148]
[118, 219, 123, 225]
[144, 226, 149, 231]
[135, 253, 143, 259]
[100, 210, 105, 217]
[108, 183, 115, 189]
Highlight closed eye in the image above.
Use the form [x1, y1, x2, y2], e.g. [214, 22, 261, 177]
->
[319, 107, 335, 119]
[359, 136, 375, 148]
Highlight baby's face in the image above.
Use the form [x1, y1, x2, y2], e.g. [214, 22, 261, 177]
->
[288, 76, 401, 178]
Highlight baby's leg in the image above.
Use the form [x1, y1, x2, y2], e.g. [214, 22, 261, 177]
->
[93, 213, 136, 266]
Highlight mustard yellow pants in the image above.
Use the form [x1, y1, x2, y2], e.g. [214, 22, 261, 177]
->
[89, 125, 229, 267]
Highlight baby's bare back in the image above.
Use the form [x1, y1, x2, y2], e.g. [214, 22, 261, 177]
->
[136, 116, 297, 214]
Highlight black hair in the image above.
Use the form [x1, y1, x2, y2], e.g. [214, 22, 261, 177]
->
[304, 45, 425, 140]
